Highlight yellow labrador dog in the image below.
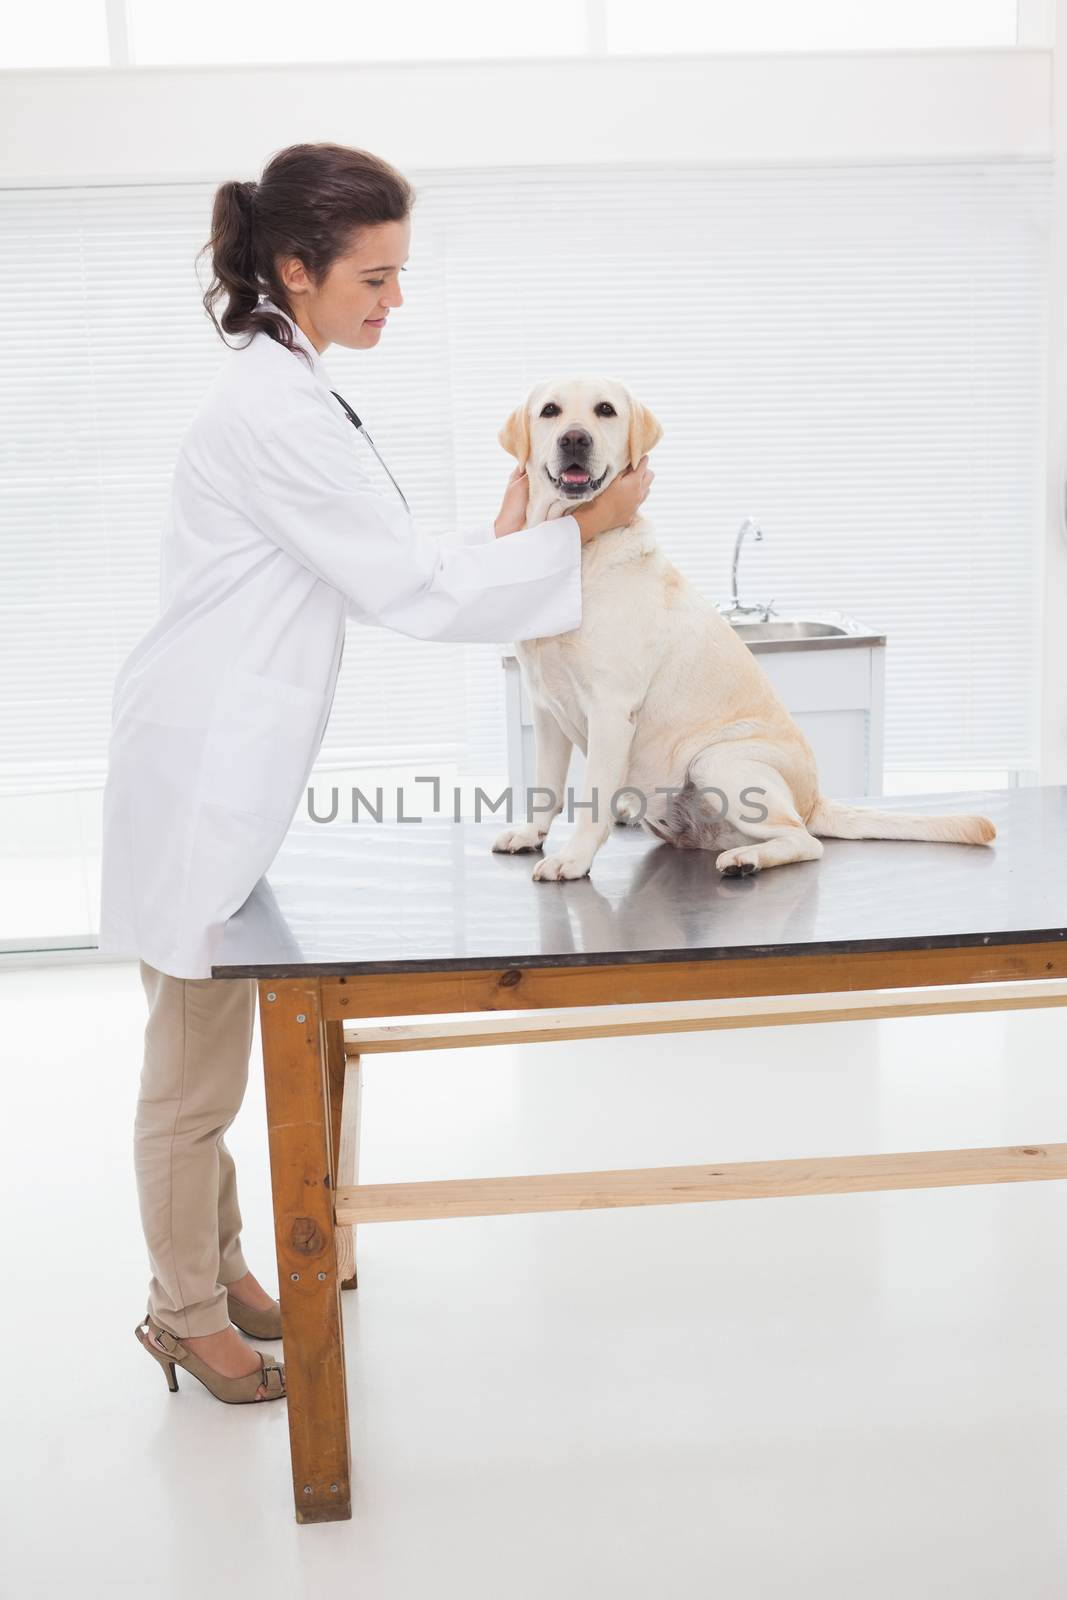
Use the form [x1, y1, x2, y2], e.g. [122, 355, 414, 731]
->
[491, 375, 996, 882]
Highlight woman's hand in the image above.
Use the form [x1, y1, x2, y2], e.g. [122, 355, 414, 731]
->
[493, 464, 530, 538]
[571, 455, 655, 544]
[493, 455, 655, 542]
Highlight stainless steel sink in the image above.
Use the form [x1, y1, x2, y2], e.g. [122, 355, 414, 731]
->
[731, 619, 848, 641]
[725, 610, 886, 653]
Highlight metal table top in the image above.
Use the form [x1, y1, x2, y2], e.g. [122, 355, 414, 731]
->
[212, 785, 1067, 979]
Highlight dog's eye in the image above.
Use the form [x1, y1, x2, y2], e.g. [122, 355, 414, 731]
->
[594, 403, 617, 417]
[540, 403, 561, 417]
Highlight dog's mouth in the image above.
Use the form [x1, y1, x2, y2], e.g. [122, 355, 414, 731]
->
[546, 462, 610, 498]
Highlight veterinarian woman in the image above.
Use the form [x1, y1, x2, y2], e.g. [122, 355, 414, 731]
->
[99, 142, 653, 1404]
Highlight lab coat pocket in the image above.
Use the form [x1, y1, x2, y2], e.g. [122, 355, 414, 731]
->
[199, 666, 328, 825]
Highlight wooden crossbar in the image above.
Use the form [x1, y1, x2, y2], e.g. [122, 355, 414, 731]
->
[335, 1142, 1067, 1224]
[334, 977, 1067, 1227]
[342, 977, 1067, 1054]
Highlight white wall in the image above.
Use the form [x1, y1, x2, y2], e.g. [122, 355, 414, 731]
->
[0, 50, 1050, 181]
[1044, 17, 1067, 786]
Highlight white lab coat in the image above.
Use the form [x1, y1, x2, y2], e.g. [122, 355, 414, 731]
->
[98, 301, 582, 978]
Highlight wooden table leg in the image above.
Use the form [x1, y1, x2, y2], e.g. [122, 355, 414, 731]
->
[325, 1021, 361, 1290]
[259, 978, 352, 1523]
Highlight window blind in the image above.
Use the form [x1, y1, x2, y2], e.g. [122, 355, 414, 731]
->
[0, 160, 1047, 801]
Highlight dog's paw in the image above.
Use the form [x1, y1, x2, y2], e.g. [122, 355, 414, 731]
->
[492, 826, 546, 853]
[716, 847, 761, 877]
[532, 850, 593, 882]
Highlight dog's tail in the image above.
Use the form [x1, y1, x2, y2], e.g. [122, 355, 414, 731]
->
[806, 795, 996, 846]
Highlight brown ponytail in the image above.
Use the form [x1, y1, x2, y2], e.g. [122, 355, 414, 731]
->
[199, 142, 415, 367]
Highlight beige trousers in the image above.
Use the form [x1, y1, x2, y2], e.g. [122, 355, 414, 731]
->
[134, 960, 258, 1337]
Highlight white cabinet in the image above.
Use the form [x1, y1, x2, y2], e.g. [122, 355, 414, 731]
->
[501, 615, 886, 813]
[744, 637, 885, 798]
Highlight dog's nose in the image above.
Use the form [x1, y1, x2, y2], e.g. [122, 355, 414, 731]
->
[557, 428, 592, 454]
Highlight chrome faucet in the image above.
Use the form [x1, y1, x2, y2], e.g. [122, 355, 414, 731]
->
[717, 518, 777, 622]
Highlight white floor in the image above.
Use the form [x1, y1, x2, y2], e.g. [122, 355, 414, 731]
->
[4, 959, 1067, 1598]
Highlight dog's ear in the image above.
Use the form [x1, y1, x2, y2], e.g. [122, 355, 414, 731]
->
[627, 400, 663, 471]
[498, 403, 531, 469]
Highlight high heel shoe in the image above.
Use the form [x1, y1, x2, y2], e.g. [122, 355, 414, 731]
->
[134, 1313, 286, 1403]
[226, 1287, 283, 1341]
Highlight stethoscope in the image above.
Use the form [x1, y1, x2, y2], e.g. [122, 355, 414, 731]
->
[330, 389, 410, 513]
